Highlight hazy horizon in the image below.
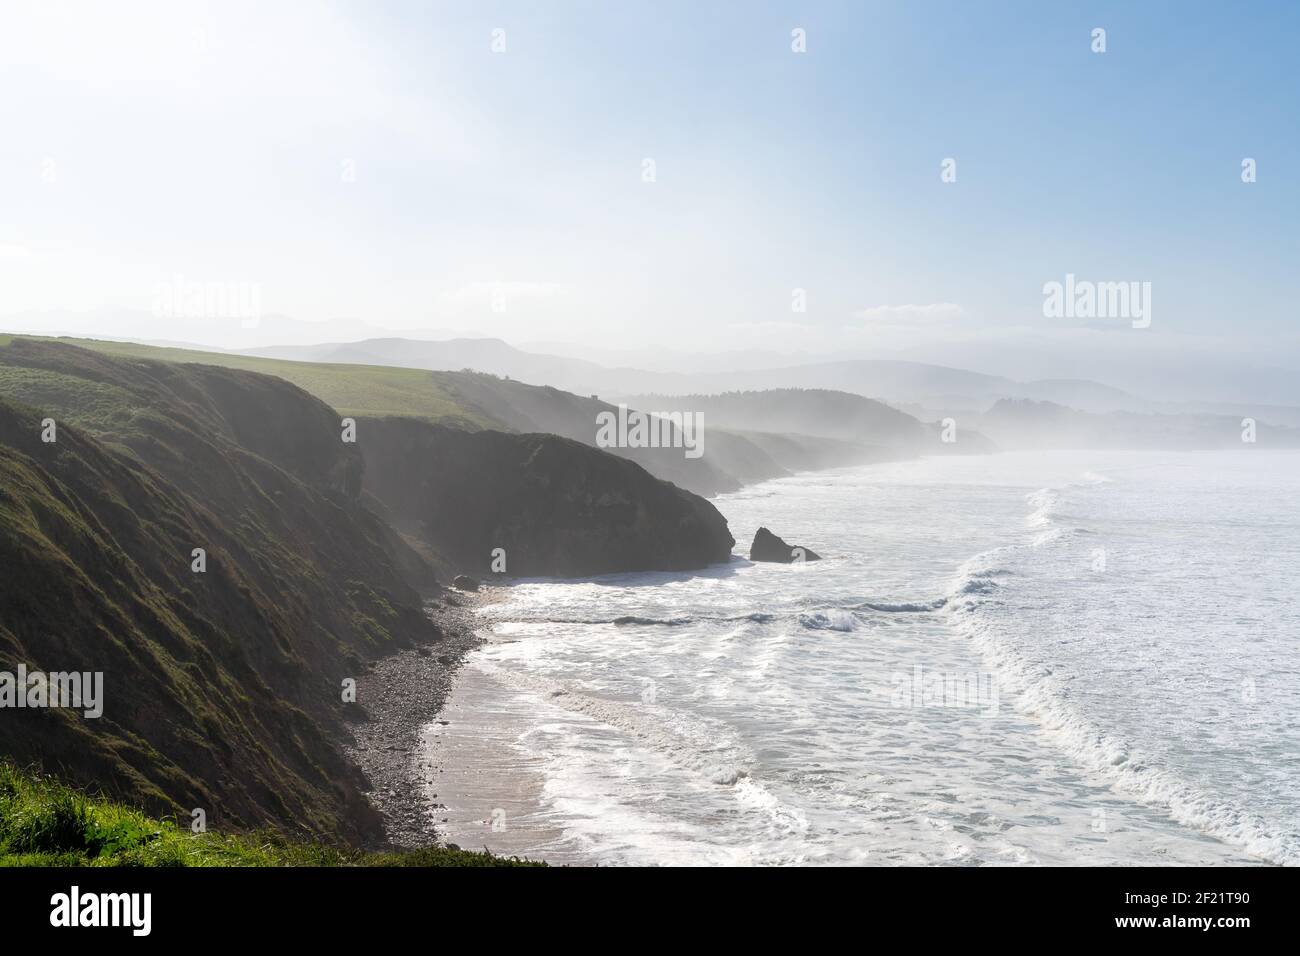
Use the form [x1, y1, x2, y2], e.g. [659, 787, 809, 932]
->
[6, 316, 1300, 410]
[3, 0, 1297, 388]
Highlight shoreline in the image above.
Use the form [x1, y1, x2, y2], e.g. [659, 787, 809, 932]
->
[344, 584, 499, 851]
[360, 456, 1279, 866]
[419, 660, 584, 864]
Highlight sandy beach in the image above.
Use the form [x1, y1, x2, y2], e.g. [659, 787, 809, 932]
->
[419, 660, 583, 863]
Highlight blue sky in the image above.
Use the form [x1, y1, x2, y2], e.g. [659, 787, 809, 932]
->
[1, 0, 1295, 368]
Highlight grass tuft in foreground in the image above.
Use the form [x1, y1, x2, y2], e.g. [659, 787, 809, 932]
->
[0, 763, 543, 867]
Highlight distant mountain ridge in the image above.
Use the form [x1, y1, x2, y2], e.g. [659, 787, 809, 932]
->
[245, 337, 693, 398]
[52, 338, 967, 498]
[241, 335, 1300, 435]
[242, 335, 1300, 425]
[244, 337, 1115, 409]
[622, 388, 935, 446]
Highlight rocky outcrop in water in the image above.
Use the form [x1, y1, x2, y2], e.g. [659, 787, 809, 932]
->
[750, 527, 821, 563]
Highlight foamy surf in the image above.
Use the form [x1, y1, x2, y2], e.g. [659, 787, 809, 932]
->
[946, 471, 1300, 866]
[430, 452, 1296, 866]
[473, 660, 755, 789]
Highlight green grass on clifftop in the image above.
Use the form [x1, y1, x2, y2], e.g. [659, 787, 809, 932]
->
[40, 338, 498, 427]
[0, 763, 542, 867]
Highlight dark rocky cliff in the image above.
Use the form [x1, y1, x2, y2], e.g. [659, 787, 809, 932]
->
[0, 340, 737, 843]
[0, 342, 443, 842]
[356, 416, 735, 578]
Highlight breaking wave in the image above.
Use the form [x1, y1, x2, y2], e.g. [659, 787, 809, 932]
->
[945, 474, 1299, 866]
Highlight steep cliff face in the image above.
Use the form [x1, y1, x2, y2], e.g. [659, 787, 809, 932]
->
[356, 416, 735, 578]
[0, 340, 737, 843]
[0, 342, 440, 842]
[426, 371, 743, 496]
[0, 339, 366, 501]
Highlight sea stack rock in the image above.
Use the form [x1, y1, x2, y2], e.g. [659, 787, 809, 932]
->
[750, 527, 821, 563]
[452, 574, 480, 592]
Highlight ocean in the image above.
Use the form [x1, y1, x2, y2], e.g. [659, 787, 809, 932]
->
[423, 450, 1300, 866]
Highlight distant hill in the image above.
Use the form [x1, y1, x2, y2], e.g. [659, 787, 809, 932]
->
[48, 338, 967, 497]
[623, 389, 998, 456]
[244, 336, 695, 397]
[696, 362, 1155, 417]
[242, 338, 1152, 414]
[256, 334, 1300, 433]
[623, 388, 930, 446]
[24, 330, 1300, 424]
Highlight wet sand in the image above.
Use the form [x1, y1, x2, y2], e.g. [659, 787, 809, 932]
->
[419, 661, 582, 864]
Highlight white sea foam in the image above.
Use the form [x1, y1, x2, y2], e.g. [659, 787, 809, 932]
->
[798, 608, 861, 631]
[472, 660, 760, 790]
[432, 451, 1300, 866]
[946, 469, 1300, 866]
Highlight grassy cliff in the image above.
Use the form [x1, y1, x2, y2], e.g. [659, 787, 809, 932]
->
[47, 338, 496, 427]
[37, 338, 960, 495]
[0, 338, 741, 847]
[0, 763, 539, 866]
[0, 340, 444, 843]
